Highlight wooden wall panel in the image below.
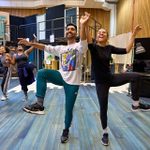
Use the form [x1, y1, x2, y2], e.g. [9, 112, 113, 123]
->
[134, 0, 150, 37]
[117, 0, 133, 35]
[117, 0, 150, 37]
[79, 8, 110, 32]
[0, 7, 110, 29]
[0, 8, 45, 17]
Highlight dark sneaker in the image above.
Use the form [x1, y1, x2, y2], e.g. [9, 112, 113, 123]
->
[132, 103, 150, 112]
[101, 133, 109, 146]
[23, 102, 45, 115]
[61, 129, 69, 143]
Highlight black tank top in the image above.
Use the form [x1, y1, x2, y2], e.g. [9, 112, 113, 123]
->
[15, 54, 28, 67]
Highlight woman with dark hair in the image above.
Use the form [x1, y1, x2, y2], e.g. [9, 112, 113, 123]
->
[87, 25, 150, 146]
[11, 44, 35, 101]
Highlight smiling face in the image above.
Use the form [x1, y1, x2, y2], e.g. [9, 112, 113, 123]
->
[65, 25, 77, 40]
[0, 46, 6, 53]
[96, 28, 108, 44]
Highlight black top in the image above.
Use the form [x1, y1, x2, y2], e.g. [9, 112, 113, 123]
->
[15, 54, 28, 67]
[88, 43, 127, 83]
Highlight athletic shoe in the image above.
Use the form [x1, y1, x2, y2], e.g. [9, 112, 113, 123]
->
[132, 103, 150, 111]
[23, 102, 45, 115]
[1, 94, 8, 101]
[61, 129, 69, 143]
[101, 133, 109, 146]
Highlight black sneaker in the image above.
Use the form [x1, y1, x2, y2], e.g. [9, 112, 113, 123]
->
[23, 102, 45, 115]
[132, 103, 150, 112]
[101, 133, 109, 146]
[61, 129, 69, 143]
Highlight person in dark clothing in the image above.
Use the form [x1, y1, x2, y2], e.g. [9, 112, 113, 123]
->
[87, 25, 150, 146]
[0, 45, 12, 101]
[11, 44, 35, 101]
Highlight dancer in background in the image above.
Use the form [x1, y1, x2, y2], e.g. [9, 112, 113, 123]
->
[0, 45, 12, 101]
[87, 25, 150, 146]
[11, 44, 35, 101]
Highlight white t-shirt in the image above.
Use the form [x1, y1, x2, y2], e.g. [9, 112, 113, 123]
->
[44, 40, 88, 85]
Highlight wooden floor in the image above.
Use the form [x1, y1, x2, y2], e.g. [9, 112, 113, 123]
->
[0, 78, 150, 150]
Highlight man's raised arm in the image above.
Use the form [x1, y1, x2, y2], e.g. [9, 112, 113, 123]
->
[80, 12, 90, 41]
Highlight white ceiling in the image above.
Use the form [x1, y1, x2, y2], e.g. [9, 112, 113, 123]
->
[0, 0, 114, 10]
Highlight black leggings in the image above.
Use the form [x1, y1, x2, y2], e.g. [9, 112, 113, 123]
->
[95, 72, 141, 129]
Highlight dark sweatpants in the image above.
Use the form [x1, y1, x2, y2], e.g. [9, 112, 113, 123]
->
[95, 72, 141, 129]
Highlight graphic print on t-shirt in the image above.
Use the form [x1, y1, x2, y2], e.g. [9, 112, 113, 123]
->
[61, 48, 77, 71]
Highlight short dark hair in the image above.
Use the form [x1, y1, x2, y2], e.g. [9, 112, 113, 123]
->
[66, 23, 77, 31]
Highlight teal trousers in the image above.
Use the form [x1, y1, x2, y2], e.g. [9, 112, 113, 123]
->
[36, 69, 79, 129]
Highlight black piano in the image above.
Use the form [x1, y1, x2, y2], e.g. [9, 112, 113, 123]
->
[133, 37, 150, 97]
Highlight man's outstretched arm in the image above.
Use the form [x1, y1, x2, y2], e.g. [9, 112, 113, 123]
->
[18, 39, 45, 50]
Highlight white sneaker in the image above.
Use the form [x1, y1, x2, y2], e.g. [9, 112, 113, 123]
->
[1, 95, 8, 101]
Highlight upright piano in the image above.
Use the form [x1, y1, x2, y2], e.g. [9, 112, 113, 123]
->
[133, 37, 150, 97]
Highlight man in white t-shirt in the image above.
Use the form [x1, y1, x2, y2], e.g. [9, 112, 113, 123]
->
[19, 12, 90, 143]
